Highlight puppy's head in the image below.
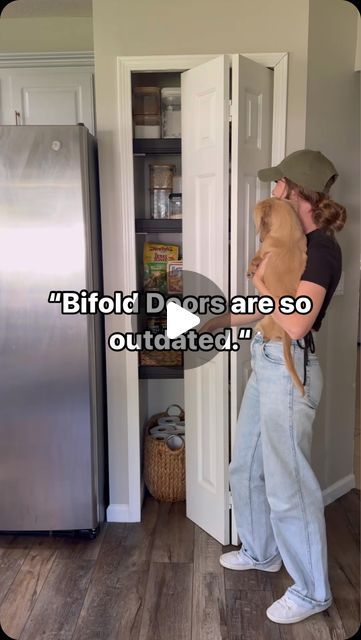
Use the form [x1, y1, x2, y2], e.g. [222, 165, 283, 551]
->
[254, 197, 300, 241]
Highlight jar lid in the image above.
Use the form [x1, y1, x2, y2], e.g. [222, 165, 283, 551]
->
[133, 87, 161, 94]
[150, 163, 176, 169]
[161, 87, 181, 95]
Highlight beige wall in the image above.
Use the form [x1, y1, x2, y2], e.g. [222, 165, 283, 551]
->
[355, 15, 361, 70]
[92, 0, 360, 509]
[0, 17, 93, 51]
[93, 0, 311, 510]
[93, 0, 310, 153]
[306, 0, 360, 490]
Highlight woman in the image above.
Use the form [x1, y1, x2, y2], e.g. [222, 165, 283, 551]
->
[206, 149, 346, 624]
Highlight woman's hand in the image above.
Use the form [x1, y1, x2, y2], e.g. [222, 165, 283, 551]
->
[200, 311, 265, 331]
[252, 252, 271, 289]
[198, 315, 229, 334]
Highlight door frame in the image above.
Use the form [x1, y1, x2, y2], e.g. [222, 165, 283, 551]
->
[110, 52, 288, 522]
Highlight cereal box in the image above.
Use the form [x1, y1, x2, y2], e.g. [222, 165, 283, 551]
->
[167, 261, 183, 294]
[143, 242, 179, 293]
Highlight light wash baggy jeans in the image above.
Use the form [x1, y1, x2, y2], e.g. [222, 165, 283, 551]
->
[229, 331, 332, 609]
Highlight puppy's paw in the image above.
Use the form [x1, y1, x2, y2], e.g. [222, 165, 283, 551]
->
[247, 259, 261, 278]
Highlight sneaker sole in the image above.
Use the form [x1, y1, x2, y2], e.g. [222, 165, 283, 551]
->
[219, 558, 282, 572]
[266, 602, 331, 624]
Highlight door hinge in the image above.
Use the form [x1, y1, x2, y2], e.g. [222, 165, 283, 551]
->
[229, 490, 233, 509]
[229, 99, 232, 122]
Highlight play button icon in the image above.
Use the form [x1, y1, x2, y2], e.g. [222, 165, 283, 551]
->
[166, 301, 200, 339]
[129, 268, 232, 370]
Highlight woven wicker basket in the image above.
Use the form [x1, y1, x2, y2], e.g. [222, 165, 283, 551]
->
[143, 404, 185, 502]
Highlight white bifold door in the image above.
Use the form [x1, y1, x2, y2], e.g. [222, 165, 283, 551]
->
[182, 54, 273, 545]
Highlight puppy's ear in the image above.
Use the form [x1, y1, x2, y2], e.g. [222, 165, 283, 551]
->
[268, 198, 284, 231]
[253, 204, 261, 232]
[271, 198, 302, 240]
[254, 200, 272, 241]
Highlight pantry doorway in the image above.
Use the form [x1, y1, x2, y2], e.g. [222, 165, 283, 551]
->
[113, 52, 288, 545]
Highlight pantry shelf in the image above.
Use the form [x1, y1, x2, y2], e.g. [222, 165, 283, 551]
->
[133, 138, 181, 155]
[135, 219, 182, 233]
[139, 365, 184, 379]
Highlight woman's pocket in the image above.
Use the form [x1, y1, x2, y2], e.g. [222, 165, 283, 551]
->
[304, 360, 323, 409]
[261, 341, 285, 365]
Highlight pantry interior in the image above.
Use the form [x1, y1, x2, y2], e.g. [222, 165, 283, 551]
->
[131, 71, 186, 497]
[116, 53, 287, 543]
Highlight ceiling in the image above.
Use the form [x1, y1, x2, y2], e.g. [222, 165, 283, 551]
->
[2, 0, 92, 18]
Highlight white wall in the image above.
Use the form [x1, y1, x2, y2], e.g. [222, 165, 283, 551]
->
[305, 0, 360, 492]
[92, 0, 359, 511]
[0, 17, 93, 51]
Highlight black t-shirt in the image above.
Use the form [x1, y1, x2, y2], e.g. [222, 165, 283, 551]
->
[301, 229, 342, 331]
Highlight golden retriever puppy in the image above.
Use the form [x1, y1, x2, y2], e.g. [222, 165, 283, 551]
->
[247, 197, 307, 395]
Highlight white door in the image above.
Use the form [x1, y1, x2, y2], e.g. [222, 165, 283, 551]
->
[230, 54, 273, 544]
[182, 55, 230, 544]
[182, 54, 274, 545]
[0, 67, 95, 134]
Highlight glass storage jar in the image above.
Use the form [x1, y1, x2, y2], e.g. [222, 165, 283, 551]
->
[150, 189, 172, 219]
[149, 163, 175, 190]
[147, 314, 167, 334]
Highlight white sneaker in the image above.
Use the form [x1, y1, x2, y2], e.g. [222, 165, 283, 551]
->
[266, 593, 331, 624]
[219, 548, 282, 572]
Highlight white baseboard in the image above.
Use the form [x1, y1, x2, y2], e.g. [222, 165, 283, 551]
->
[106, 481, 146, 523]
[322, 474, 356, 506]
[106, 503, 140, 522]
[107, 477, 355, 523]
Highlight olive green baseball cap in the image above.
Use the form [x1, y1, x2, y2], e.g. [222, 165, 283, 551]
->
[257, 149, 338, 192]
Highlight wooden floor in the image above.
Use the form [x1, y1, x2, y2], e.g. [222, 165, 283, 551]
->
[0, 491, 359, 640]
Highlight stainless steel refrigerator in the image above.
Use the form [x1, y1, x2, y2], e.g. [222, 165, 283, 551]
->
[0, 125, 107, 535]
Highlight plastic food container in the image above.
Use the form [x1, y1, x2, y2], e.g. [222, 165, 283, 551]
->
[134, 115, 161, 138]
[133, 87, 161, 115]
[161, 88, 181, 138]
[168, 193, 182, 218]
[133, 87, 161, 138]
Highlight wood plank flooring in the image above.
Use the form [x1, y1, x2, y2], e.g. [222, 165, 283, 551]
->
[0, 490, 359, 640]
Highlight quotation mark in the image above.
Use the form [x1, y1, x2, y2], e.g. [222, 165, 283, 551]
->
[48, 291, 62, 303]
[238, 328, 252, 340]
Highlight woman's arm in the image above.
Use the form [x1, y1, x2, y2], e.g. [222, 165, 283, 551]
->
[252, 255, 326, 340]
[199, 310, 264, 333]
